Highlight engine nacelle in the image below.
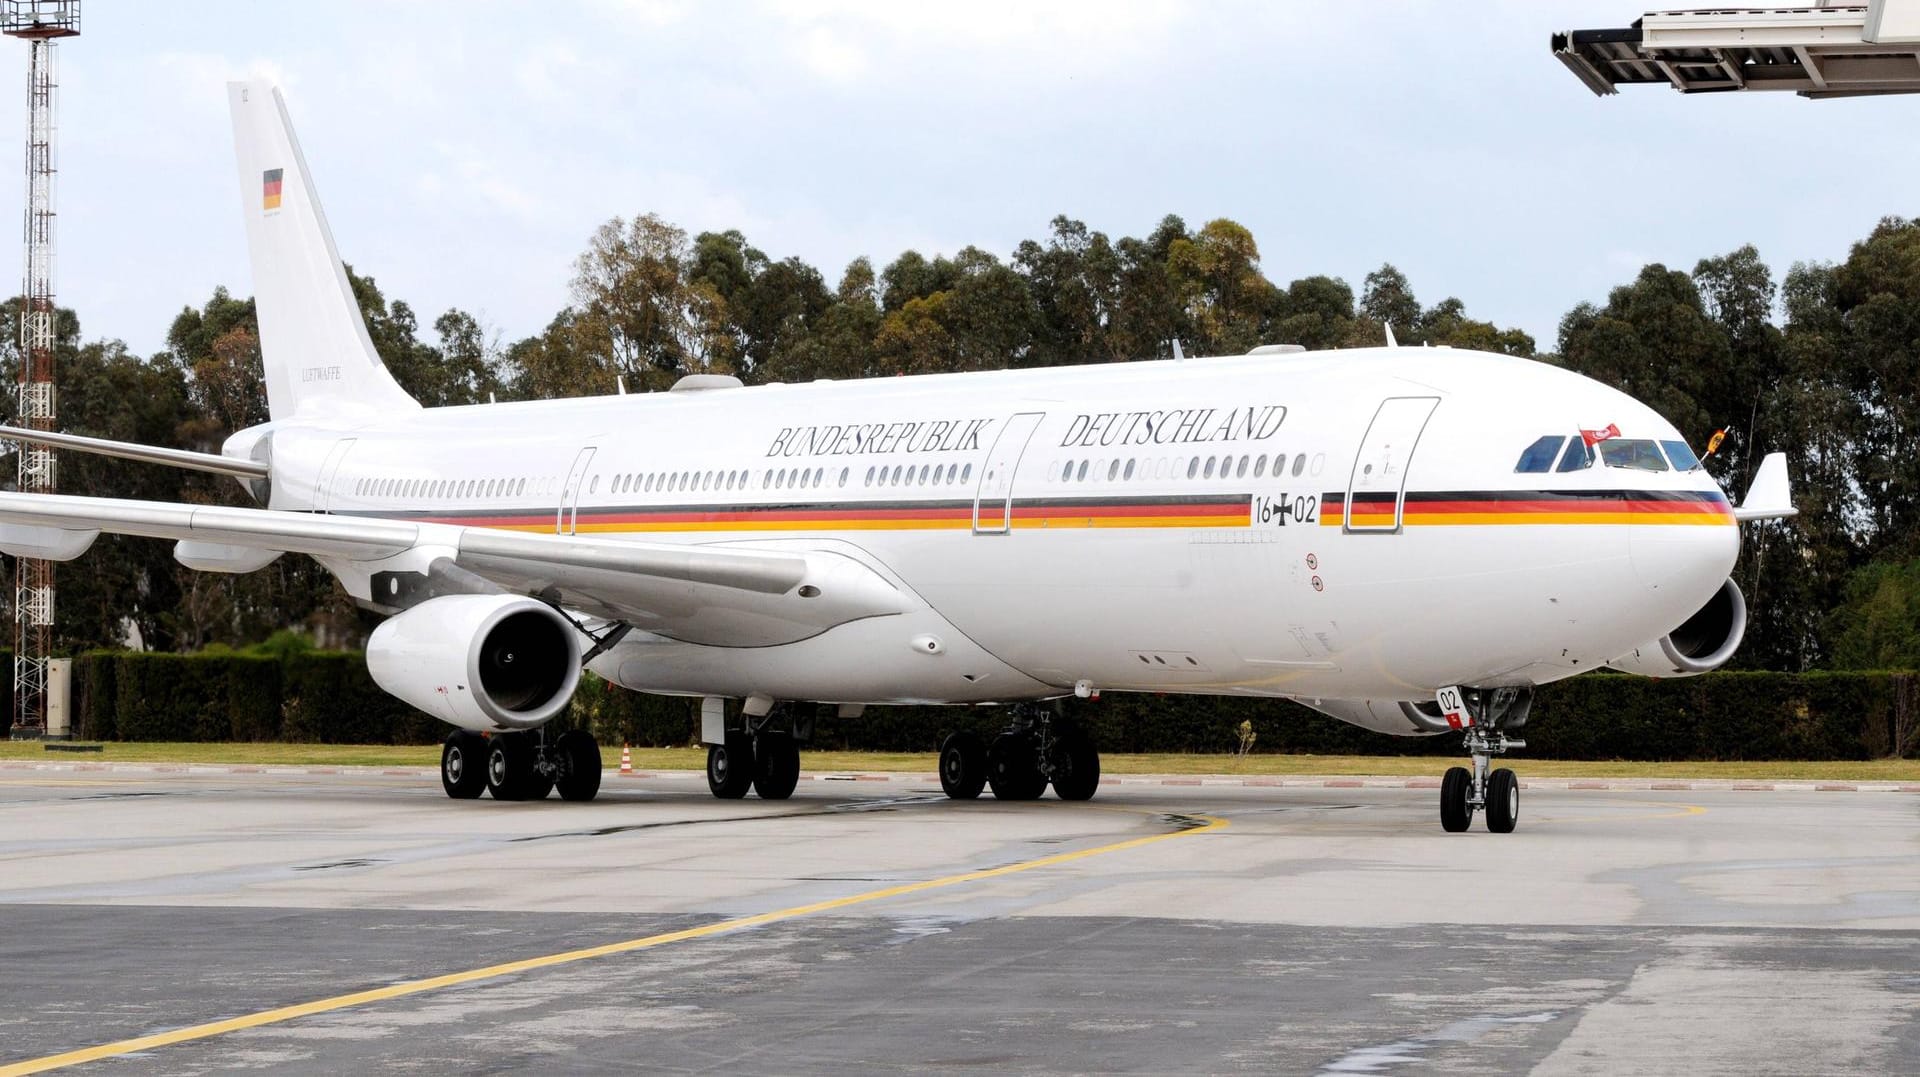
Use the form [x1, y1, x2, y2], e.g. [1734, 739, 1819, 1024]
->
[367, 594, 582, 732]
[1605, 577, 1747, 678]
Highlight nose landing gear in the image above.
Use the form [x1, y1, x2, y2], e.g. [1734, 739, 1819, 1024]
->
[1436, 686, 1529, 834]
[1441, 727, 1524, 833]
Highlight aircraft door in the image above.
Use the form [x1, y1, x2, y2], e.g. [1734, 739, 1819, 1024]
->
[972, 411, 1045, 535]
[1344, 397, 1438, 533]
[315, 438, 357, 513]
[558, 446, 597, 535]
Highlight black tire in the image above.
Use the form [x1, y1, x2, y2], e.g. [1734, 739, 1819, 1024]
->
[555, 730, 602, 802]
[753, 732, 801, 800]
[1485, 768, 1519, 834]
[938, 732, 987, 800]
[706, 733, 754, 799]
[440, 732, 487, 800]
[1049, 734, 1100, 801]
[1440, 766, 1473, 833]
[486, 733, 531, 801]
[986, 733, 1047, 801]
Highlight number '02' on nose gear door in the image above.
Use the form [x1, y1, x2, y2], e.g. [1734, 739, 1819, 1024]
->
[1344, 397, 1438, 533]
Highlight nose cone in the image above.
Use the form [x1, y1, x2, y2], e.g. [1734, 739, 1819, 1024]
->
[1629, 513, 1740, 621]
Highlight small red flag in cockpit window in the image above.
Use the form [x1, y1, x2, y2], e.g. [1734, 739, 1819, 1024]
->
[1580, 423, 1620, 447]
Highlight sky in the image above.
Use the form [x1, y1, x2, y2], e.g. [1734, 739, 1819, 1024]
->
[5, 0, 1918, 360]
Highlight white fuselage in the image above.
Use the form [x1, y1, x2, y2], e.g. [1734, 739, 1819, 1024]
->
[253, 347, 1740, 710]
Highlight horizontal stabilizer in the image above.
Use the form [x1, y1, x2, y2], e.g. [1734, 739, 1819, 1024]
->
[1734, 452, 1797, 522]
[0, 425, 269, 478]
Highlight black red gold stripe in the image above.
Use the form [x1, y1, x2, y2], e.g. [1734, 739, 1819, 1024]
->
[1322, 489, 1733, 527]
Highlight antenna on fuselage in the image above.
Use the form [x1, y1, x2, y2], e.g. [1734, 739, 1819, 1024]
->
[1384, 324, 1399, 348]
[616, 376, 627, 395]
[1170, 338, 1186, 361]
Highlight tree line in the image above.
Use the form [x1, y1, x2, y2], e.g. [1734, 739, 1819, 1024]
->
[2, 210, 1916, 671]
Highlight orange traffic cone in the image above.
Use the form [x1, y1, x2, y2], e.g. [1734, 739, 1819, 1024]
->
[620, 743, 633, 777]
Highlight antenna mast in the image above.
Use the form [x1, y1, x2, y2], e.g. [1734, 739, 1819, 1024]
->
[3, 0, 77, 740]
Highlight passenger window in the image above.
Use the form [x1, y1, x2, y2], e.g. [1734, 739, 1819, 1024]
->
[1293, 454, 1307, 477]
[1076, 460, 1089, 481]
[839, 467, 849, 487]
[1124, 458, 1136, 480]
[1253, 456, 1266, 479]
[1203, 457, 1217, 479]
[1108, 459, 1121, 481]
[865, 466, 876, 487]
[1556, 439, 1594, 472]
[1660, 439, 1701, 471]
[946, 463, 958, 484]
[1236, 455, 1250, 479]
[1514, 435, 1566, 474]
[892, 465, 905, 484]
[962, 463, 973, 482]
[1599, 438, 1669, 471]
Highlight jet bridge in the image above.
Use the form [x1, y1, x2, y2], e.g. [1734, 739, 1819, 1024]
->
[1554, 2, 1920, 98]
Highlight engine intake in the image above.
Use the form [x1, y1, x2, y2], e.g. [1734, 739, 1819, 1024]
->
[1606, 577, 1747, 678]
[367, 594, 582, 731]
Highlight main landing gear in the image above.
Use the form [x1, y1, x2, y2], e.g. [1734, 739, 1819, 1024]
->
[1436, 686, 1530, 834]
[939, 704, 1100, 802]
[706, 704, 810, 801]
[440, 728, 603, 803]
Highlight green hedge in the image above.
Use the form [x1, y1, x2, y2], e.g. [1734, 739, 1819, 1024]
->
[61, 648, 1920, 761]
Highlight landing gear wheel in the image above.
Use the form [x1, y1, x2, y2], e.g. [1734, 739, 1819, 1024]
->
[486, 733, 534, 801]
[1049, 734, 1100, 801]
[1440, 766, 1473, 833]
[986, 733, 1047, 801]
[753, 732, 801, 800]
[938, 732, 987, 800]
[440, 732, 487, 799]
[706, 733, 754, 799]
[554, 730, 602, 802]
[1485, 768, 1519, 834]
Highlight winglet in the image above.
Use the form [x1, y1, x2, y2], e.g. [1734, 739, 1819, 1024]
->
[1734, 452, 1797, 522]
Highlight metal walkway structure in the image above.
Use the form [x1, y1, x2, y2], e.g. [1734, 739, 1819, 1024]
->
[1555, 2, 1920, 98]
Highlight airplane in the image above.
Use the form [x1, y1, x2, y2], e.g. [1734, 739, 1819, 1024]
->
[0, 82, 1796, 833]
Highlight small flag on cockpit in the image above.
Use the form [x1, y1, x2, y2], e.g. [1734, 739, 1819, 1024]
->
[1706, 428, 1727, 455]
[1580, 423, 1620, 447]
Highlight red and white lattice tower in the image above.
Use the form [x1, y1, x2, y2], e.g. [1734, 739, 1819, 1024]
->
[2, 1, 77, 739]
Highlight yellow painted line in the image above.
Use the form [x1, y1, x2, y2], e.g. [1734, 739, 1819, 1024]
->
[0, 810, 1226, 1076]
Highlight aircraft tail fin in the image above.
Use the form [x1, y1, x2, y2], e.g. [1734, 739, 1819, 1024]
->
[227, 81, 419, 422]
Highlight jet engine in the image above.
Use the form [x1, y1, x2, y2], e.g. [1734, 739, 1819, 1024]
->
[366, 594, 582, 731]
[1605, 578, 1747, 678]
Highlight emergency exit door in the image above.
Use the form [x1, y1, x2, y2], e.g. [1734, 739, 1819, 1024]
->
[557, 446, 597, 535]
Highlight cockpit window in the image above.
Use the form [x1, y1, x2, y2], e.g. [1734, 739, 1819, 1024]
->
[1514, 435, 1566, 474]
[1598, 438, 1669, 471]
[1660, 439, 1701, 471]
[1556, 438, 1594, 472]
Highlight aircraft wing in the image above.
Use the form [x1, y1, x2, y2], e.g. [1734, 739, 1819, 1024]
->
[0, 491, 908, 646]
